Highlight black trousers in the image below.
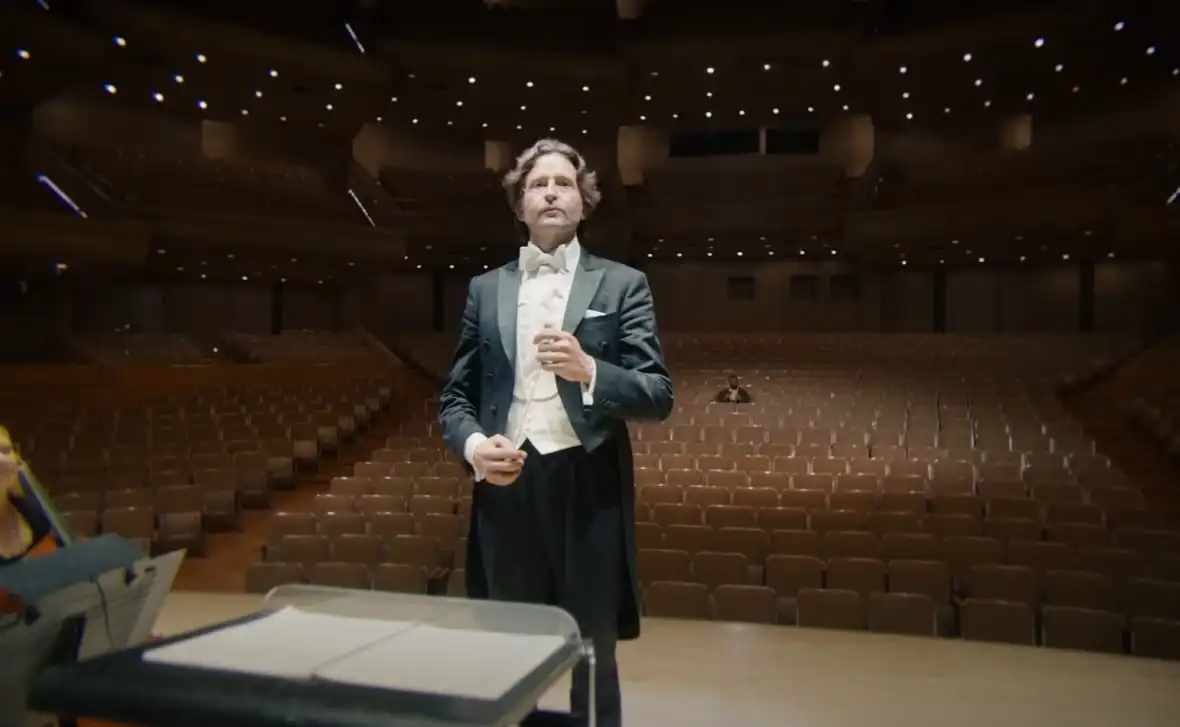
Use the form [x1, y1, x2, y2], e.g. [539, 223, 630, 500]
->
[475, 439, 624, 727]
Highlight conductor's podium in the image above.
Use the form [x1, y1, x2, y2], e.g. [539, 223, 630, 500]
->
[29, 585, 596, 727]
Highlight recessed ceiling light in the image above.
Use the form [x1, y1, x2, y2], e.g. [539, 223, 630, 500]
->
[391, 96, 398, 103]
[279, 115, 287, 122]
[325, 103, 333, 111]
[196, 53, 207, 63]
[153, 92, 164, 102]
[978, 257, 986, 263]
[1033, 37, 1044, 48]
[17, 49, 31, 60]
[516, 124, 521, 129]
[1113, 21, 1125, 31]
[706, 67, 714, 74]
[705, 92, 712, 97]
[582, 85, 590, 91]
[963, 52, 972, 62]
[842, 104, 848, 111]
[984, 100, 992, 107]
[334, 82, 343, 90]
[481, 121, 487, 127]
[833, 83, 841, 92]
[1026, 92, 1035, 100]
[738, 109, 745, 115]
[269, 69, 278, 77]
[1120, 77, 1128, 85]
[974, 78, 982, 87]
[255, 90, 263, 98]
[173, 74, 184, 83]
[943, 107, 951, 114]
[807, 106, 814, 112]
[772, 108, 779, 114]
[104, 84, 117, 94]
[898, 65, 907, 74]
[905, 112, 914, 120]
[639, 115, 646, 121]
[240, 108, 248, 116]
[1146, 46, 1156, 55]
[197, 100, 208, 109]
[520, 104, 527, 110]
[763, 63, 770, 71]
[376, 116, 383, 122]
[411, 118, 418, 124]
[114, 36, 127, 47]
[902, 91, 910, 99]
[671, 113, 678, 119]
[645, 94, 652, 101]
[822, 59, 830, 67]
[526, 81, 534, 87]
[705, 111, 712, 118]
[1054, 63, 1064, 72]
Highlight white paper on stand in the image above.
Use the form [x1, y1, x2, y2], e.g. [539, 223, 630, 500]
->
[143, 607, 417, 680]
[314, 624, 567, 700]
[142, 606, 569, 700]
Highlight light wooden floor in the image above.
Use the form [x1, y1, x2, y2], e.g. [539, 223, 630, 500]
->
[157, 591, 1180, 727]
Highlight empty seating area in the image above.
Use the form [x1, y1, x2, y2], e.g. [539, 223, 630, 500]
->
[247, 405, 469, 596]
[74, 333, 213, 364]
[229, 330, 385, 364]
[6, 378, 391, 559]
[377, 168, 512, 237]
[244, 332, 1179, 659]
[70, 144, 362, 223]
[1125, 336, 1180, 460]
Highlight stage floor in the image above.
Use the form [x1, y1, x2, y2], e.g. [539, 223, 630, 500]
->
[157, 591, 1180, 727]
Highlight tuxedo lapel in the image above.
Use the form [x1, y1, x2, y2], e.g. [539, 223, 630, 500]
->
[497, 263, 520, 364]
[562, 252, 605, 333]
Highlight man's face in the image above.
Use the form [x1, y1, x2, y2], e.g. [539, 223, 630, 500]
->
[728, 376, 738, 389]
[518, 152, 583, 243]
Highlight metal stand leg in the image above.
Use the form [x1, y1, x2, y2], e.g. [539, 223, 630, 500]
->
[582, 640, 597, 727]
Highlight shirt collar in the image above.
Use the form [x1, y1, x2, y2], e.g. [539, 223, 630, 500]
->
[525, 236, 580, 272]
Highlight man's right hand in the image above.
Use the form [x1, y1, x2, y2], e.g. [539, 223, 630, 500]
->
[473, 435, 527, 486]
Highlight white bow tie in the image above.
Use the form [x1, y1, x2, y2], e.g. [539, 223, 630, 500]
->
[520, 246, 567, 274]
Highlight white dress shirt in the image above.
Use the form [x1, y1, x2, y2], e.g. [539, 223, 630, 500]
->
[463, 238, 597, 478]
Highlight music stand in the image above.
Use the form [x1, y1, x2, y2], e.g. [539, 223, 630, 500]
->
[1, 535, 179, 727]
[29, 585, 596, 727]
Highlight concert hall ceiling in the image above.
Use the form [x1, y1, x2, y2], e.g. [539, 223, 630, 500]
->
[1, 0, 1177, 275]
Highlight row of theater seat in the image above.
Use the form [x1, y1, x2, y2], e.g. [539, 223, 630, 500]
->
[242, 332, 1179, 659]
[9, 379, 393, 556]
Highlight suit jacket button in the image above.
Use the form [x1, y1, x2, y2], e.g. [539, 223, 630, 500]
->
[486, 373, 493, 379]
[490, 405, 498, 414]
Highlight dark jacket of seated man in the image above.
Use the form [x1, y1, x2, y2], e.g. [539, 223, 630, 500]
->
[716, 375, 752, 404]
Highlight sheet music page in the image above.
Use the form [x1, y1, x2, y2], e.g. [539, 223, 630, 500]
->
[143, 606, 417, 680]
[315, 625, 568, 701]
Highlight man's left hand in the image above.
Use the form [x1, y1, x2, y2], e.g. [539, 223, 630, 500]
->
[535, 324, 594, 384]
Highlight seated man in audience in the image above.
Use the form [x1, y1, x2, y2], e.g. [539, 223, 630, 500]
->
[715, 374, 752, 404]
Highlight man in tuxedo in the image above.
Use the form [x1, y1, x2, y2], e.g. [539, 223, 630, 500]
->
[439, 138, 673, 727]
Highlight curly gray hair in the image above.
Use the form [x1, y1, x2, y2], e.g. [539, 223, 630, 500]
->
[501, 138, 602, 217]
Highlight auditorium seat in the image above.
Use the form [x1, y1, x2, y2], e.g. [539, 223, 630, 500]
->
[239, 332, 1179, 659]
[73, 334, 212, 364]
[70, 143, 363, 224]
